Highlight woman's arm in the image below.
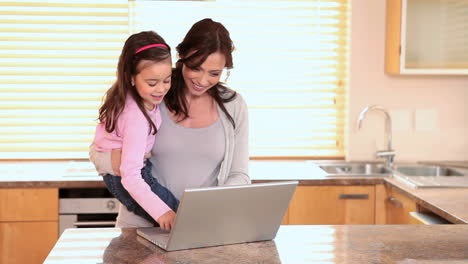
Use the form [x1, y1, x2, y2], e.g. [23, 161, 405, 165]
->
[224, 94, 251, 185]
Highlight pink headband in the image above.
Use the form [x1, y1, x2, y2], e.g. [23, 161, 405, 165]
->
[135, 44, 168, 54]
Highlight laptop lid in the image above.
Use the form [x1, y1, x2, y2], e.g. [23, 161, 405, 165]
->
[138, 181, 298, 251]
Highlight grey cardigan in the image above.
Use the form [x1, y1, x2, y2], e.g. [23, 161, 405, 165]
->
[217, 91, 251, 186]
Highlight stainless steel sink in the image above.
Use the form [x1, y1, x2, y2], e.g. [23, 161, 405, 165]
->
[395, 166, 464, 176]
[319, 163, 391, 177]
[316, 161, 468, 187]
[393, 165, 468, 188]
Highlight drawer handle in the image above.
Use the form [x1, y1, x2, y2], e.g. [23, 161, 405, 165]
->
[387, 196, 403, 208]
[338, 194, 369, 200]
[74, 221, 116, 226]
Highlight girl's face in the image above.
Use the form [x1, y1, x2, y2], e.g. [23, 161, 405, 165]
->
[182, 51, 226, 97]
[133, 57, 172, 110]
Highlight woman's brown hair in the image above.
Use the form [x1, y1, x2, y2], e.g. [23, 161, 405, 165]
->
[165, 18, 237, 128]
[98, 31, 171, 135]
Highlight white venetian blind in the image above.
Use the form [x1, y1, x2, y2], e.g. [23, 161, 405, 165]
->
[0, 0, 129, 159]
[131, 0, 349, 158]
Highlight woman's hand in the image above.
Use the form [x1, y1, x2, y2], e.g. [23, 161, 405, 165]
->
[111, 148, 122, 176]
[157, 210, 176, 230]
[110, 148, 151, 176]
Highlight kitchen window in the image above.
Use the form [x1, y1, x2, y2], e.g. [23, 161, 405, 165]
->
[0, 0, 128, 159]
[0, 0, 349, 159]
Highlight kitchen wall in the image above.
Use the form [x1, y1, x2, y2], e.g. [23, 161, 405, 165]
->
[347, 0, 468, 161]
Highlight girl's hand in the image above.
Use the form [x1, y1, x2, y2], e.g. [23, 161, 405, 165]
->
[157, 210, 176, 230]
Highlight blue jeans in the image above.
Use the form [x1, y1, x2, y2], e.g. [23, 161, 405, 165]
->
[102, 160, 179, 226]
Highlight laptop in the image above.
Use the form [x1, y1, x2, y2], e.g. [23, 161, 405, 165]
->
[137, 181, 298, 251]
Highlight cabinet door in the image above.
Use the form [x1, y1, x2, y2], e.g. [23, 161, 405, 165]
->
[0, 221, 58, 264]
[0, 188, 58, 221]
[281, 208, 290, 225]
[287, 186, 375, 225]
[0, 188, 58, 264]
[385, 0, 468, 74]
[385, 187, 417, 224]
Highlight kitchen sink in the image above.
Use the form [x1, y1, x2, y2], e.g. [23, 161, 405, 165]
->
[319, 163, 391, 177]
[316, 161, 468, 187]
[393, 165, 468, 188]
[395, 166, 464, 176]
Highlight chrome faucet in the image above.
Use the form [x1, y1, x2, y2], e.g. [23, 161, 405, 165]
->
[357, 105, 395, 168]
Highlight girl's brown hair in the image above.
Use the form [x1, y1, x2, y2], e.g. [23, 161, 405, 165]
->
[165, 18, 237, 127]
[98, 31, 171, 135]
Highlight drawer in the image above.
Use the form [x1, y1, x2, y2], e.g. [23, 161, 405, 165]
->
[409, 212, 452, 225]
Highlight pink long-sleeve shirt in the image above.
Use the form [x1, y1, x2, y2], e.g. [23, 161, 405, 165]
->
[93, 95, 170, 221]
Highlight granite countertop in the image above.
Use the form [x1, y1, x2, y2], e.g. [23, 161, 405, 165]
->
[44, 225, 468, 264]
[384, 178, 468, 224]
[0, 161, 104, 188]
[0, 160, 383, 188]
[1, 160, 467, 223]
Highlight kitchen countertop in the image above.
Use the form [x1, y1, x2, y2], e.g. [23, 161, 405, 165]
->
[1, 160, 467, 223]
[0, 160, 383, 188]
[2, 160, 466, 186]
[0, 161, 104, 188]
[384, 178, 468, 224]
[44, 225, 468, 264]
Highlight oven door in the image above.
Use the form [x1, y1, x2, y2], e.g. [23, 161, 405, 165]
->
[59, 197, 119, 235]
[59, 214, 117, 234]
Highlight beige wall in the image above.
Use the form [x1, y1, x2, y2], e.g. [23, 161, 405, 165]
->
[347, 0, 468, 162]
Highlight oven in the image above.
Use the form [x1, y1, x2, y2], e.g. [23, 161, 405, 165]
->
[59, 188, 119, 235]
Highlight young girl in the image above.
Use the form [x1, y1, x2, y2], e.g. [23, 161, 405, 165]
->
[89, 31, 179, 230]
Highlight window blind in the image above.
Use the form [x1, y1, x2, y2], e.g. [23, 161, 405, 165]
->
[0, 0, 129, 159]
[131, 0, 349, 158]
[0, 0, 348, 159]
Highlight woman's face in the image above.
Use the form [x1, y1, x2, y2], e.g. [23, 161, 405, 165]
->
[182, 51, 226, 97]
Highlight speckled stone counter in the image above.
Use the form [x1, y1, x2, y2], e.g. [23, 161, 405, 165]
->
[384, 178, 468, 224]
[44, 225, 468, 264]
[1, 160, 467, 223]
[0, 161, 104, 188]
[0, 160, 383, 188]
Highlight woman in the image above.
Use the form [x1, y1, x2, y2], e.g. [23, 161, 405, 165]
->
[115, 18, 250, 228]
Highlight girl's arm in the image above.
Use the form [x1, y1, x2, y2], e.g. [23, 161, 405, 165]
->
[119, 110, 172, 222]
[111, 148, 176, 230]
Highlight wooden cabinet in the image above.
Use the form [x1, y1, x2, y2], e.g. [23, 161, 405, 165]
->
[277, 182, 449, 226]
[285, 185, 375, 225]
[0, 188, 58, 264]
[385, 0, 468, 75]
[384, 186, 418, 224]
